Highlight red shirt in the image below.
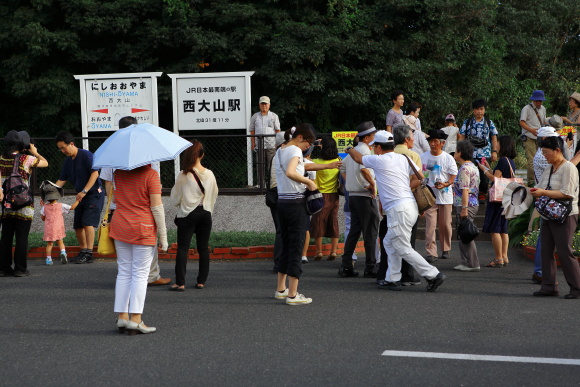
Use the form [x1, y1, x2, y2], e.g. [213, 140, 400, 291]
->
[109, 165, 161, 246]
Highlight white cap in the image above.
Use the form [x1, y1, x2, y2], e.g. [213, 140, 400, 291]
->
[369, 130, 394, 145]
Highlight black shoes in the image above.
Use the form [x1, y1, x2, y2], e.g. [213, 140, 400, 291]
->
[531, 274, 542, 284]
[0, 270, 15, 277]
[75, 251, 94, 264]
[338, 267, 359, 278]
[378, 280, 402, 291]
[564, 294, 579, 299]
[14, 270, 30, 277]
[440, 251, 450, 260]
[426, 273, 446, 292]
[363, 269, 377, 278]
[425, 255, 437, 264]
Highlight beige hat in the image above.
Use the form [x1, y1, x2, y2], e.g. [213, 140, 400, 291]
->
[547, 115, 563, 129]
[259, 96, 270, 104]
[502, 182, 533, 220]
[570, 92, 580, 105]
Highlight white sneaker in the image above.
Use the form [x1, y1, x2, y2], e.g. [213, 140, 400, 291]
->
[286, 293, 312, 306]
[45, 258, 53, 266]
[301, 256, 308, 263]
[274, 289, 289, 299]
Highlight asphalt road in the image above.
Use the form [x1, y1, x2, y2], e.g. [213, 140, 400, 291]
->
[1, 242, 579, 386]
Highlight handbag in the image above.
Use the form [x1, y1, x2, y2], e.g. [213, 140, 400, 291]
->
[489, 157, 524, 202]
[457, 217, 479, 244]
[403, 154, 436, 213]
[305, 189, 324, 215]
[97, 189, 115, 255]
[534, 166, 572, 223]
[265, 155, 278, 208]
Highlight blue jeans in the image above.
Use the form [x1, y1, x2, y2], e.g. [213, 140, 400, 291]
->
[533, 221, 542, 276]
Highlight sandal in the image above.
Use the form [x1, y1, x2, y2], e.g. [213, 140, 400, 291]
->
[327, 252, 337, 261]
[169, 285, 185, 292]
[314, 252, 323, 261]
[485, 259, 504, 268]
[503, 259, 509, 266]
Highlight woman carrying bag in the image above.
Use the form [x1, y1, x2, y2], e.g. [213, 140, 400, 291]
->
[530, 136, 580, 299]
[170, 140, 218, 291]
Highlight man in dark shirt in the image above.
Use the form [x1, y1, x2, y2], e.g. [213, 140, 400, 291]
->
[55, 131, 104, 263]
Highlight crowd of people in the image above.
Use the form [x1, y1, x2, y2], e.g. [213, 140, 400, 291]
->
[1, 90, 579, 333]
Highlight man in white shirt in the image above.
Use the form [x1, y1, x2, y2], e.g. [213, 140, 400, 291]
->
[520, 90, 547, 186]
[338, 121, 380, 278]
[249, 96, 281, 174]
[420, 129, 457, 262]
[346, 130, 446, 292]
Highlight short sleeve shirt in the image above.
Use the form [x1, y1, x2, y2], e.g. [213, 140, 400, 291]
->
[459, 117, 498, 160]
[58, 149, 101, 193]
[536, 161, 579, 216]
[453, 161, 480, 207]
[275, 145, 306, 197]
[249, 111, 281, 149]
[109, 165, 162, 246]
[343, 143, 374, 197]
[362, 152, 416, 211]
[441, 126, 459, 153]
[386, 109, 404, 128]
[420, 151, 458, 204]
[520, 104, 546, 139]
[312, 158, 340, 193]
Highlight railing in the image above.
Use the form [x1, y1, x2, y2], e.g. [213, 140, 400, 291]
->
[28, 134, 276, 195]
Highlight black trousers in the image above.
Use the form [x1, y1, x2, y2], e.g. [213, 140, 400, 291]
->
[376, 215, 417, 282]
[475, 157, 489, 194]
[277, 201, 307, 279]
[0, 217, 32, 273]
[174, 207, 212, 286]
[269, 205, 282, 271]
[341, 196, 380, 271]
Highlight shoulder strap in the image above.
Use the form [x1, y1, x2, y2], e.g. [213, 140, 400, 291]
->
[546, 166, 554, 190]
[402, 154, 423, 181]
[531, 104, 543, 126]
[191, 169, 205, 194]
[12, 154, 22, 174]
[502, 157, 515, 178]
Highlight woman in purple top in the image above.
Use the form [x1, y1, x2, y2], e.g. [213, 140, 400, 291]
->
[386, 90, 405, 132]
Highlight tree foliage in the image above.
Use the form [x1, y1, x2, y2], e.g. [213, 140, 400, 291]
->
[0, 0, 578, 137]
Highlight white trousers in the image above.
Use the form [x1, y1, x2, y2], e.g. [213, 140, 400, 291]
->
[385, 201, 439, 282]
[114, 240, 155, 314]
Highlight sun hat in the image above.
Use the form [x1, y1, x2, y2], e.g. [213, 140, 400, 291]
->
[259, 96, 270, 104]
[569, 92, 580, 105]
[445, 114, 455, 121]
[356, 121, 378, 138]
[275, 132, 286, 147]
[537, 126, 559, 138]
[4, 130, 22, 147]
[547, 115, 563, 129]
[369, 130, 393, 145]
[17, 131, 31, 149]
[40, 180, 64, 202]
[426, 129, 449, 140]
[529, 90, 546, 101]
[502, 182, 533, 220]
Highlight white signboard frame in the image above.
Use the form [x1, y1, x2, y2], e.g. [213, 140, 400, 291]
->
[74, 72, 162, 150]
[168, 72, 255, 184]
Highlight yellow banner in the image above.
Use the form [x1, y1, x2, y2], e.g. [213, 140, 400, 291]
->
[332, 131, 358, 154]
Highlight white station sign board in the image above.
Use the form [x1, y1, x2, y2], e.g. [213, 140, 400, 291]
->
[168, 72, 254, 131]
[74, 72, 162, 149]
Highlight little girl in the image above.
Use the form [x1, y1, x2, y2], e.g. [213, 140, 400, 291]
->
[40, 180, 79, 265]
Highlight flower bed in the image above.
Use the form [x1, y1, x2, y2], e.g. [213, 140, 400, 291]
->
[521, 230, 580, 266]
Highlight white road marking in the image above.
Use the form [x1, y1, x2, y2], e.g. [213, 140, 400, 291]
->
[381, 350, 580, 366]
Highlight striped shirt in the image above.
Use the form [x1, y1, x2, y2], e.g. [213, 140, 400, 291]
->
[109, 165, 161, 246]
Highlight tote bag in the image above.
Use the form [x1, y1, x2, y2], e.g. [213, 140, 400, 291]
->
[97, 190, 115, 255]
[403, 154, 436, 213]
[489, 158, 524, 203]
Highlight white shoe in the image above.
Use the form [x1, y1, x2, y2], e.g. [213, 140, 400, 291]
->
[454, 265, 480, 272]
[274, 288, 289, 299]
[126, 320, 156, 335]
[301, 256, 308, 263]
[45, 258, 53, 266]
[286, 293, 312, 306]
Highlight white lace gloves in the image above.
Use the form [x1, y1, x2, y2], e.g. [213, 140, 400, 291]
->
[151, 204, 168, 251]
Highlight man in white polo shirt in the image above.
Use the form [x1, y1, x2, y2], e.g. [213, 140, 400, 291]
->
[345, 130, 446, 292]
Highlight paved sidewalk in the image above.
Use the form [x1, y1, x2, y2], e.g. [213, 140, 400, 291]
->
[1, 242, 579, 386]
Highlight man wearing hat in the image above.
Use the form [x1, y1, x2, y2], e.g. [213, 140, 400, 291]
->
[338, 121, 380, 278]
[249, 96, 281, 175]
[520, 90, 547, 186]
[420, 129, 458, 262]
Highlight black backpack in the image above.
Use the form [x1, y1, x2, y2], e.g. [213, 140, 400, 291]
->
[464, 116, 492, 148]
[2, 155, 34, 210]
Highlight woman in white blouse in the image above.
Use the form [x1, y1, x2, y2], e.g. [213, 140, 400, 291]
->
[170, 140, 218, 291]
[274, 124, 317, 305]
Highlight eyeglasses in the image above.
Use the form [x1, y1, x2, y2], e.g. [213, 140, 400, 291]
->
[541, 148, 554, 155]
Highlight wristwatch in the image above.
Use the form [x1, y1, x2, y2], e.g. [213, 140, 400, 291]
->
[81, 189, 88, 194]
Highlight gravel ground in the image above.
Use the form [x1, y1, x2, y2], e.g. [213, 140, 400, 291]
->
[29, 195, 348, 234]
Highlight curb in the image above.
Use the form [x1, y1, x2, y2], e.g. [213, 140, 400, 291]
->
[26, 241, 367, 260]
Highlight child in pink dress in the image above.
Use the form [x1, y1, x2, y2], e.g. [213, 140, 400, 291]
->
[40, 181, 79, 265]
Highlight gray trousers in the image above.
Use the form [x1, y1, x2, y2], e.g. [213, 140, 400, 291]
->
[341, 196, 380, 270]
[455, 205, 480, 268]
[540, 215, 580, 296]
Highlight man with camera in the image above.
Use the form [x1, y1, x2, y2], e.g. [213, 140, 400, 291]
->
[519, 90, 547, 187]
[457, 99, 499, 202]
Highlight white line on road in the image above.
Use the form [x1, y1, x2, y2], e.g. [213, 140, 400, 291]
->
[381, 350, 580, 366]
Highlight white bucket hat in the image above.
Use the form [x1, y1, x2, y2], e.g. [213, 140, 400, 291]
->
[502, 182, 533, 220]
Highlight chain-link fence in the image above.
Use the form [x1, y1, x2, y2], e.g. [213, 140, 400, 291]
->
[28, 134, 276, 195]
